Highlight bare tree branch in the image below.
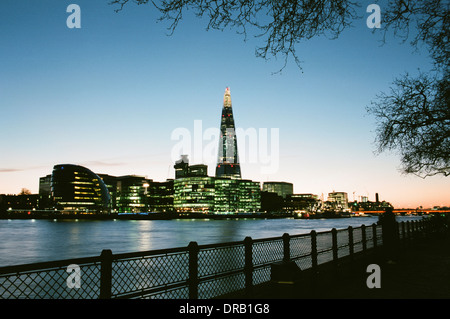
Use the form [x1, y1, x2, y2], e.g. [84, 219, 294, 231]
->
[367, 72, 450, 178]
[381, 0, 449, 70]
[109, 1, 448, 72]
[110, 0, 360, 72]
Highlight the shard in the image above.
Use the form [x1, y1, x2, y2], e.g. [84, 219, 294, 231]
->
[215, 87, 242, 179]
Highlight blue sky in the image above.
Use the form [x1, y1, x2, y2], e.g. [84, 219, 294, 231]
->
[1, 0, 448, 208]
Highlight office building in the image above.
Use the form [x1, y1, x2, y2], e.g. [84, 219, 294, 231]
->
[173, 176, 215, 213]
[175, 155, 208, 178]
[173, 154, 260, 214]
[327, 192, 349, 210]
[214, 178, 261, 214]
[98, 174, 119, 211]
[262, 182, 293, 198]
[174, 155, 189, 179]
[235, 179, 261, 213]
[38, 174, 52, 210]
[51, 164, 111, 214]
[216, 87, 241, 179]
[115, 175, 153, 213]
[148, 180, 174, 213]
[285, 194, 320, 212]
[213, 178, 239, 213]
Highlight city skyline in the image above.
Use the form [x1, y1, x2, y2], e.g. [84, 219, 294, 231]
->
[1, 1, 449, 209]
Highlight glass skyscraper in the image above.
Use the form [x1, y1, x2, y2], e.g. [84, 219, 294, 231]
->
[215, 87, 241, 179]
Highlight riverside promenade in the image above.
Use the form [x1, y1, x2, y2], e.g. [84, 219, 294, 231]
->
[249, 227, 450, 299]
[1, 213, 448, 301]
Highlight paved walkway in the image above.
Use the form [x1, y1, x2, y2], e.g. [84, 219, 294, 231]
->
[251, 234, 450, 299]
[320, 235, 450, 299]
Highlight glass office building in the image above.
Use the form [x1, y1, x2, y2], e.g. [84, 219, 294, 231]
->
[115, 175, 152, 213]
[213, 178, 239, 214]
[173, 176, 215, 213]
[51, 164, 111, 214]
[262, 182, 294, 198]
[174, 177, 261, 214]
[214, 178, 261, 214]
[38, 174, 52, 210]
[236, 179, 261, 213]
[173, 154, 260, 214]
[149, 180, 174, 213]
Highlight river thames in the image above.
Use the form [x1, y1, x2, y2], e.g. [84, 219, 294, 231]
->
[0, 216, 423, 267]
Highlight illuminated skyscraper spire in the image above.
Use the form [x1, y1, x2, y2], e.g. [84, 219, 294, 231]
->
[216, 87, 241, 179]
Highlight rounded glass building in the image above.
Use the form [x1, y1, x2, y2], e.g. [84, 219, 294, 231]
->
[51, 164, 111, 214]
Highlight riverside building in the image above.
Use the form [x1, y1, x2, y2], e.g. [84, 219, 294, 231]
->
[214, 178, 261, 214]
[262, 182, 294, 198]
[51, 164, 111, 214]
[172, 158, 261, 214]
[327, 192, 349, 211]
[115, 175, 153, 213]
[173, 155, 215, 213]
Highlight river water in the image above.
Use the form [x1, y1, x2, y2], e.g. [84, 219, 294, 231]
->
[0, 216, 423, 267]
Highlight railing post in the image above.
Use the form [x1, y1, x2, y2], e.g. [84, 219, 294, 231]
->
[429, 217, 434, 234]
[311, 230, 318, 271]
[348, 226, 354, 261]
[283, 233, 290, 262]
[424, 218, 430, 236]
[406, 221, 411, 245]
[361, 224, 367, 253]
[310, 230, 318, 293]
[417, 220, 423, 240]
[100, 249, 113, 299]
[188, 241, 199, 299]
[244, 236, 253, 297]
[331, 228, 338, 264]
[372, 223, 378, 249]
[401, 221, 406, 247]
[412, 220, 417, 242]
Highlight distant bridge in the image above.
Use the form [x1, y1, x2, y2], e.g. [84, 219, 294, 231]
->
[358, 209, 450, 215]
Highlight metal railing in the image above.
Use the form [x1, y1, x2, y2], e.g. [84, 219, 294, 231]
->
[0, 218, 441, 299]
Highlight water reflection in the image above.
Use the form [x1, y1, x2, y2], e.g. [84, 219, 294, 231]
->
[136, 221, 153, 252]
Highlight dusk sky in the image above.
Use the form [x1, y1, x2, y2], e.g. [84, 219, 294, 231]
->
[1, 0, 448, 208]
